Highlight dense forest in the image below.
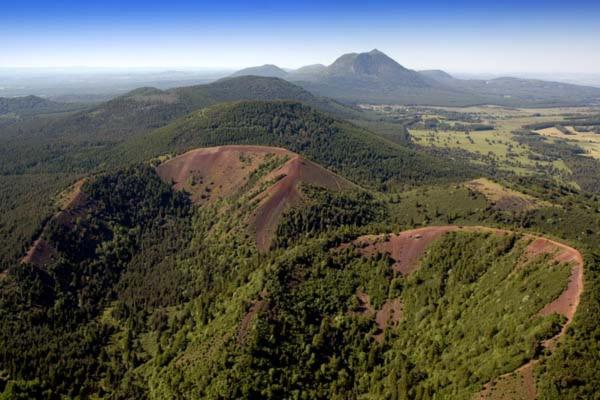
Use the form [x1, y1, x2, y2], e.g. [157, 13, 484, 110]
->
[118, 101, 476, 190]
[1, 77, 600, 399]
[1, 161, 598, 398]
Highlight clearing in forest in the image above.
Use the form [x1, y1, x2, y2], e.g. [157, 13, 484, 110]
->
[464, 178, 552, 212]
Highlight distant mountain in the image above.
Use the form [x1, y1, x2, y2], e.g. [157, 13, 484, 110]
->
[297, 50, 477, 106]
[233, 50, 430, 87]
[419, 69, 600, 106]
[293, 64, 327, 76]
[232, 50, 477, 105]
[419, 69, 455, 82]
[0, 95, 83, 117]
[232, 49, 600, 107]
[230, 64, 289, 79]
[456, 76, 600, 106]
[324, 49, 430, 87]
[291, 64, 328, 81]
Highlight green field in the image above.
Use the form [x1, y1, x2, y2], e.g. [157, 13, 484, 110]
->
[409, 112, 572, 175]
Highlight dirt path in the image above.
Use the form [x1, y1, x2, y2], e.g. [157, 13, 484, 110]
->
[344, 225, 584, 399]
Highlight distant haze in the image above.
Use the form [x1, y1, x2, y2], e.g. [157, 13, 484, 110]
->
[1, 0, 599, 74]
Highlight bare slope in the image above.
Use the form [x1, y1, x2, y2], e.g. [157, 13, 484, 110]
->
[465, 178, 553, 212]
[156, 145, 353, 250]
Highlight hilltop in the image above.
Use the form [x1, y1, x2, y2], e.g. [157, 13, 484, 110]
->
[0, 77, 359, 175]
[118, 100, 475, 188]
[230, 64, 289, 79]
[156, 145, 353, 250]
[36, 75, 358, 142]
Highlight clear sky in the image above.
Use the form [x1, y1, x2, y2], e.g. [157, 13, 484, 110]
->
[2, 0, 600, 73]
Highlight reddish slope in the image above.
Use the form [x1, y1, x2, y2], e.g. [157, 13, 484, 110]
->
[22, 179, 88, 266]
[345, 226, 459, 275]
[156, 145, 294, 203]
[343, 225, 584, 399]
[157, 145, 354, 251]
[250, 156, 352, 250]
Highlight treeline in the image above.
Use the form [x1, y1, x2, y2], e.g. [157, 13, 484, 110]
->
[513, 130, 600, 193]
[412, 118, 494, 132]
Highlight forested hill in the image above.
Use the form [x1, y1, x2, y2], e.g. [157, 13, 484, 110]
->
[29, 76, 359, 143]
[0, 77, 360, 176]
[0, 95, 84, 117]
[118, 100, 477, 189]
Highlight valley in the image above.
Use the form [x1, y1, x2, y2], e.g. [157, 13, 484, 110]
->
[360, 103, 600, 188]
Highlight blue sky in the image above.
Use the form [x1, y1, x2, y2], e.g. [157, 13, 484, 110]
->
[1, 0, 600, 73]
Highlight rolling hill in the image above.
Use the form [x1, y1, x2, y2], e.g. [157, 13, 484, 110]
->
[3, 51, 600, 400]
[2, 164, 583, 398]
[230, 64, 290, 79]
[118, 100, 476, 188]
[35, 75, 359, 143]
[0, 76, 360, 175]
[0, 95, 85, 118]
[2, 96, 600, 399]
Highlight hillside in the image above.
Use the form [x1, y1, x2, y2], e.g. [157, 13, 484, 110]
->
[424, 73, 600, 107]
[118, 100, 476, 189]
[0, 77, 359, 175]
[0, 95, 85, 118]
[36, 75, 357, 143]
[2, 131, 600, 398]
[0, 167, 583, 398]
[156, 145, 354, 250]
[4, 2, 600, 398]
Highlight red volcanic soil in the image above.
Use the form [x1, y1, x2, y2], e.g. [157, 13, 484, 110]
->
[351, 290, 403, 343]
[237, 293, 268, 344]
[343, 225, 584, 399]
[250, 156, 352, 251]
[347, 226, 460, 275]
[22, 238, 57, 267]
[525, 237, 584, 346]
[156, 145, 294, 203]
[157, 145, 353, 251]
[21, 179, 88, 266]
[475, 235, 584, 399]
